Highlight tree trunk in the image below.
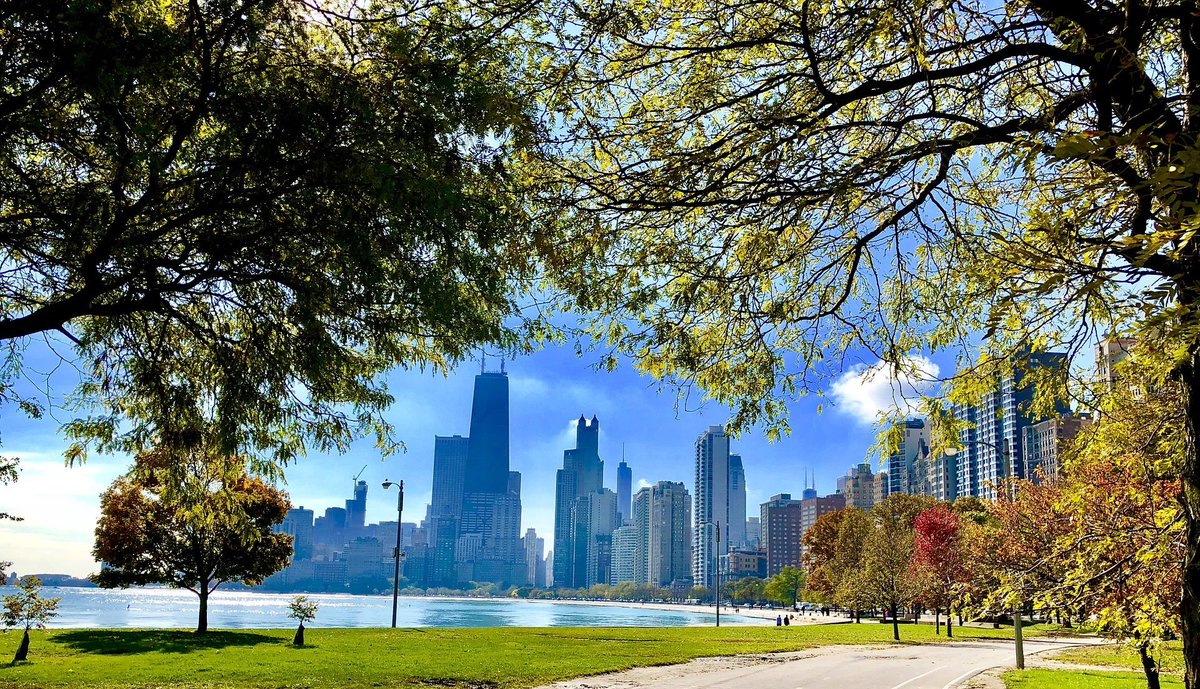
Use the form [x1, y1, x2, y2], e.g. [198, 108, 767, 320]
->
[935, 608, 941, 635]
[1182, 357, 1200, 689]
[947, 614, 953, 638]
[197, 586, 209, 634]
[293, 623, 305, 646]
[12, 629, 29, 662]
[891, 603, 900, 641]
[1139, 643, 1161, 689]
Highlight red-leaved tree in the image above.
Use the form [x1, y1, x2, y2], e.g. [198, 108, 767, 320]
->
[912, 505, 967, 637]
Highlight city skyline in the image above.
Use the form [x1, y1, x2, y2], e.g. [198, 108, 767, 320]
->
[0, 339, 1000, 578]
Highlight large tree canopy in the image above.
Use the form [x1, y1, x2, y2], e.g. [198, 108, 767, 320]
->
[0, 0, 545, 467]
[525, 0, 1200, 683]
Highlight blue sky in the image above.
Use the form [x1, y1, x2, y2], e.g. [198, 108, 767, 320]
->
[0, 337, 942, 578]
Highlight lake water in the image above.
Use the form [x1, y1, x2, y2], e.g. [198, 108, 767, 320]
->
[24, 587, 754, 629]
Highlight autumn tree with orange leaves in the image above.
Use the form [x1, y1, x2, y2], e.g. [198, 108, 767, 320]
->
[93, 448, 293, 633]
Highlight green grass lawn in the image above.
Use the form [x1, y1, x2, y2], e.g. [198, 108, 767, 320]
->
[0, 623, 1054, 689]
[1002, 668, 1183, 689]
[1050, 641, 1184, 676]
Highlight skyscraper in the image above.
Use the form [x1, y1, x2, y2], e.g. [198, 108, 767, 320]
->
[887, 419, 930, 496]
[523, 527, 545, 587]
[572, 488, 619, 587]
[611, 525, 639, 584]
[553, 415, 603, 587]
[648, 481, 691, 588]
[280, 506, 314, 560]
[954, 352, 1070, 499]
[693, 426, 732, 588]
[453, 366, 526, 585]
[345, 480, 367, 535]
[728, 454, 747, 547]
[617, 460, 632, 522]
[760, 493, 802, 575]
[430, 435, 468, 563]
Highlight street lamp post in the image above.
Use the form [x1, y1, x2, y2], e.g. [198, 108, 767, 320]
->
[382, 479, 404, 628]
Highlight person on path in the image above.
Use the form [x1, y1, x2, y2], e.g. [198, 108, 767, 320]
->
[784, 616, 790, 626]
[776, 615, 782, 626]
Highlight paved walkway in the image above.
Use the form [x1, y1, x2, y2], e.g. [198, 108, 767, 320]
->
[537, 637, 1103, 689]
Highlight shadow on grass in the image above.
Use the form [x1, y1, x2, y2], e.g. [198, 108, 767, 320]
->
[51, 630, 281, 655]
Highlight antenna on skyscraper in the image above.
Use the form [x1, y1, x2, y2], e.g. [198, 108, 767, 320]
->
[500, 357, 505, 373]
[480, 355, 486, 374]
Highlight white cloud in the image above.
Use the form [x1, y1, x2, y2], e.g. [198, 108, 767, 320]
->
[829, 356, 940, 425]
[636, 478, 652, 490]
[0, 450, 128, 577]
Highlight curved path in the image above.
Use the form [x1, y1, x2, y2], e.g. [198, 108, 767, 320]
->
[538, 637, 1100, 689]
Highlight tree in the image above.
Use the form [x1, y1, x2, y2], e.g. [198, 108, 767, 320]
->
[860, 497, 924, 641]
[825, 508, 873, 621]
[731, 577, 766, 604]
[287, 595, 319, 647]
[912, 505, 967, 637]
[1050, 378, 1184, 689]
[764, 566, 806, 608]
[2, 576, 59, 663]
[93, 446, 293, 632]
[528, 1, 1200, 683]
[802, 509, 848, 595]
[0, 0, 546, 472]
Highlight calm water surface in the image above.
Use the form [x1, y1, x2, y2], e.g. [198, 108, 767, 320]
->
[26, 587, 753, 629]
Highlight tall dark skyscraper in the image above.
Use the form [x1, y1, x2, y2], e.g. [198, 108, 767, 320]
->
[464, 371, 510, 494]
[454, 366, 527, 585]
[429, 434, 469, 582]
[617, 460, 632, 523]
[345, 481, 367, 534]
[553, 415, 603, 587]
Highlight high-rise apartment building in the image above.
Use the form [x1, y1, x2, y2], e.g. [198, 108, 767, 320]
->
[953, 352, 1070, 499]
[280, 506, 314, 560]
[345, 481, 368, 535]
[1022, 414, 1091, 482]
[840, 463, 881, 510]
[728, 455, 748, 547]
[746, 516, 761, 548]
[647, 481, 691, 588]
[799, 493, 845, 553]
[523, 527, 545, 587]
[632, 487, 651, 584]
[693, 426, 745, 588]
[430, 434, 468, 570]
[610, 525, 639, 584]
[887, 419, 930, 496]
[761, 493, 802, 576]
[572, 488, 619, 587]
[617, 460, 632, 523]
[553, 415, 603, 587]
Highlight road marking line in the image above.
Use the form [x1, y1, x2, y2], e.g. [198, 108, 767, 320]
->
[889, 666, 943, 689]
[941, 667, 986, 689]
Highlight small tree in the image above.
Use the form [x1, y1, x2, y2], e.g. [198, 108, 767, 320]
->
[93, 447, 293, 633]
[765, 567, 806, 608]
[287, 596, 319, 647]
[2, 576, 59, 663]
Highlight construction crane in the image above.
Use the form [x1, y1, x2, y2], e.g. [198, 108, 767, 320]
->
[352, 464, 367, 488]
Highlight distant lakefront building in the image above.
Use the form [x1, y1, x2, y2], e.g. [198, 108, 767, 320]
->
[617, 460, 632, 523]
